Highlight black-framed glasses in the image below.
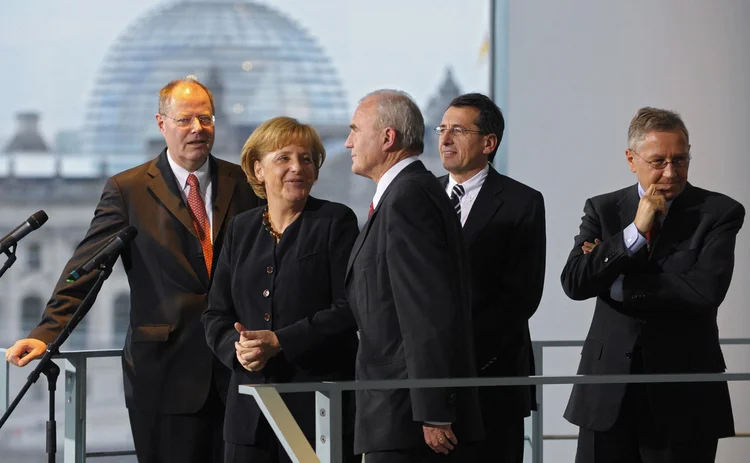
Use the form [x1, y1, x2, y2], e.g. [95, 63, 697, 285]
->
[160, 114, 215, 128]
[631, 150, 691, 170]
[434, 126, 485, 137]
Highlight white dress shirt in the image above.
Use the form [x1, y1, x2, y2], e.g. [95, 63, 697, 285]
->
[445, 164, 490, 227]
[371, 156, 419, 208]
[167, 150, 214, 242]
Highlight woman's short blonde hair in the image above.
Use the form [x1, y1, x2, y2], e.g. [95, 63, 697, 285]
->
[240, 116, 326, 198]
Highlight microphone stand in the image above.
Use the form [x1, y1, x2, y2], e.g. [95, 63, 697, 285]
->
[0, 261, 114, 462]
[0, 244, 18, 279]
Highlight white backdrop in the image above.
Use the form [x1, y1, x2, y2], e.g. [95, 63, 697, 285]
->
[497, 1, 750, 461]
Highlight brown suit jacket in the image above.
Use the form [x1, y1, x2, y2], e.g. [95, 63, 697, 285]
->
[30, 149, 261, 414]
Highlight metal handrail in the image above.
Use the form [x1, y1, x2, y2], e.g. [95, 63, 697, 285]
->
[3, 339, 750, 463]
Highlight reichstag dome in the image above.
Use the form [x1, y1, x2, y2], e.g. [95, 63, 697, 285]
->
[82, 0, 349, 174]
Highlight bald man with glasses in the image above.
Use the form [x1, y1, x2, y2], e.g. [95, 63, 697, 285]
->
[561, 107, 745, 463]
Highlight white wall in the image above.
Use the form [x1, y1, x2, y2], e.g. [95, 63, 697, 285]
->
[500, 1, 750, 461]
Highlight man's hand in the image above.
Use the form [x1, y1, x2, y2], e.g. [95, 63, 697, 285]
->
[5, 338, 46, 367]
[634, 183, 669, 234]
[423, 423, 457, 454]
[233, 322, 281, 372]
[582, 238, 601, 254]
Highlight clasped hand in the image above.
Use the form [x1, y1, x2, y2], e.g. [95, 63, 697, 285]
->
[234, 322, 281, 372]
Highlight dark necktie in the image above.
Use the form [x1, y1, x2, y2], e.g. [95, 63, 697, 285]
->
[450, 184, 465, 220]
[646, 219, 661, 251]
[186, 173, 213, 276]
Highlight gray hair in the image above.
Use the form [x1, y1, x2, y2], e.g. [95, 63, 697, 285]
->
[628, 107, 689, 151]
[361, 89, 424, 154]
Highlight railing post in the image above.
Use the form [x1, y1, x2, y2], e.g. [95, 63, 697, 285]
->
[243, 385, 320, 463]
[1, 354, 8, 412]
[64, 355, 86, 463]
[531, 342, 543, 463]
[315, 387, 343, 463]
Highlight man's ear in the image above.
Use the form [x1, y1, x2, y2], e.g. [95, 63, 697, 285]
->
[625, 149, 637, 173]
[483, 134, 498, 155]
[383, 127, 397, 151]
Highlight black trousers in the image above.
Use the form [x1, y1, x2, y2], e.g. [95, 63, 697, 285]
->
[128, 382, 224, 463]
[472, 414, 525, 463]
[224, 431, 359, 463]
[575, 352, 718, 463]
[366, 442, 478, 463]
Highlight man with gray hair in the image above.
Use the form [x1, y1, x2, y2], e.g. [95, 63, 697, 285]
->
[561, 107, 745, 462]
[344, 89, 483, 462]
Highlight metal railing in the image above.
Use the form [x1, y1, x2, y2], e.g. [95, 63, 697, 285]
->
[3, 339, 750, 462]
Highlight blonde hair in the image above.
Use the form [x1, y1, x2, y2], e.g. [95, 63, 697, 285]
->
[240, 117, 326, 198]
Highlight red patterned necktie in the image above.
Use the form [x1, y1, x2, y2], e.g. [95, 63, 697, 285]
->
[368, 202, 374, 219]
[186, 173, 213, 276]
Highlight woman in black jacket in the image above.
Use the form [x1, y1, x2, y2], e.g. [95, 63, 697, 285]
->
[202, 116, 359, 463]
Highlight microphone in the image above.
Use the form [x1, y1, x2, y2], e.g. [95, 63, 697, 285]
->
[67, 226, 138, 282]
[0, 211, 49, 254]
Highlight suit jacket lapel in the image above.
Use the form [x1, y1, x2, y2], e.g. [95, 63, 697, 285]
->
[649, 183, 697, 261]
[210, 157, 238, 243]
[346, 160, 425, 281]
[147, 150, 199, 240]
[617, 185, 640, 231]
[463, 167, 504, 249]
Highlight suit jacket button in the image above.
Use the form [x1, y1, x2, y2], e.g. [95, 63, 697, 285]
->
[625, 352, 633, 359]
[448, 393, 456, 405]
[603, 257, 609, 263]
[266, 266, 274, 274]
[264, 312, 271, 322]
[263, 289, 270, 297]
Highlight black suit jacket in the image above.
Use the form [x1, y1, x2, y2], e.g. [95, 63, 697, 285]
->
[345, 160, 484, 454]
[202, 197, 359, 445]
[439, 166, 546, 420]
[30, 149, 261, 414]
[561, 183, 744, 440]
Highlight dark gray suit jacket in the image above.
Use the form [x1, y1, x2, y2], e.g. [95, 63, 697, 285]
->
[346, 160, 484, 454]
[439, 166, 546, 422]
[561, 183, 744, 440]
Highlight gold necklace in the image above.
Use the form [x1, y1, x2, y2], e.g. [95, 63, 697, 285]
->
[262, 207, 283, 242]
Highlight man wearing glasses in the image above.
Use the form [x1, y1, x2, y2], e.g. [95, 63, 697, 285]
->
[561, 107, 745, 462]
[6, 78, 261, 462]
[436, 93, 546, 463]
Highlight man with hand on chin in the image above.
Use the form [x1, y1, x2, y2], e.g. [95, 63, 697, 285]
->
[562, 107, 745, 463]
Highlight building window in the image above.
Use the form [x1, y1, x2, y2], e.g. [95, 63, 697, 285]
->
[113, 293, 130, 340]
[20, 295, 44, 336]
[27, 242, 41, 271]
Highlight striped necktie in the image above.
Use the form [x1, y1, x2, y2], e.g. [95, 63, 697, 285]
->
[450, 184, 465, 220]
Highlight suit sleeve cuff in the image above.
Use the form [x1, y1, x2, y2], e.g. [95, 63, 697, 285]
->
[623, 222, 647, 256]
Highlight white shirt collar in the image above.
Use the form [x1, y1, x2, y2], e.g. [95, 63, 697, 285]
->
[166, 149, 211, 194]
[446, 164, 489, 199]
[372, 156, 419, 208]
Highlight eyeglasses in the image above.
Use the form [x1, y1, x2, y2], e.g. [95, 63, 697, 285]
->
[160, 114, 215, 128]
[631, 150, 691, 170]
[434, 126, 485, 137]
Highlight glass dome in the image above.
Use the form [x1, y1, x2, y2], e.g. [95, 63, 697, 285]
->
[82, 0, 349, 167]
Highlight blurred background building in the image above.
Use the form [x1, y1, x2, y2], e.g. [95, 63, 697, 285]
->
[0, 0, 479, 459]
